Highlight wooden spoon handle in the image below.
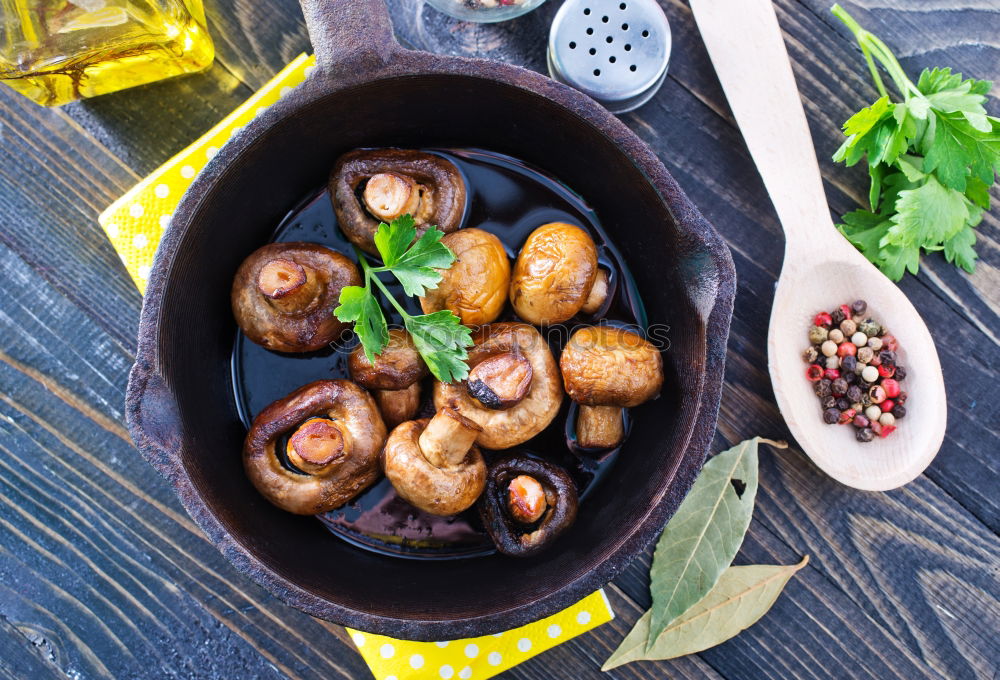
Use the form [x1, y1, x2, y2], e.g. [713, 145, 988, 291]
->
[688, 0, 843, 253]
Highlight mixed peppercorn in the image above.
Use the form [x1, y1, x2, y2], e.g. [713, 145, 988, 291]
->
[803, 300, 907, 443]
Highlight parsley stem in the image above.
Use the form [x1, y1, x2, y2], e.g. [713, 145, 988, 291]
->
[832, 4, 918, 100]
[352, 245, 412, 321]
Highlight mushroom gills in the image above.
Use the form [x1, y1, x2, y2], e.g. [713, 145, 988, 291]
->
[466, 351, 533, 410]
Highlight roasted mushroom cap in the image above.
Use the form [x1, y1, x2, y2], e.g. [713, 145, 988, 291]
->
[434, 322, 563, 449]
[330, 149, 467, 255]
[419, 228, 511, 326]
[348, 328, 429, 428]
[510, 222, 609, 325]
[560, 325, 663, 449]
[243, 380, 387, 515]
[478, 454, 579, 557]
[382, 406, 487, 516]
[232, 242, 361, 353]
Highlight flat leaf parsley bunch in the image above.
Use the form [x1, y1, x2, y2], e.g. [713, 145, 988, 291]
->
[334, 215, 472, 383]
[832, 4, 999, 280]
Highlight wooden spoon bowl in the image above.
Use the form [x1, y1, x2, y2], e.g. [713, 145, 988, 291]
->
[691, 0, 947, 490]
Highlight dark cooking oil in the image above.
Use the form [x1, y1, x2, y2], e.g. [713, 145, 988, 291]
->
[231, 148, 649, 560]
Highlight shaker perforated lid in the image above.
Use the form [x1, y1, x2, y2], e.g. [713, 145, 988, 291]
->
[547, 0, 671, 114]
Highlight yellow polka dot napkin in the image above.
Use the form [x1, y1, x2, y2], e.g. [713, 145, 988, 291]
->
[98, 54, 614, 679]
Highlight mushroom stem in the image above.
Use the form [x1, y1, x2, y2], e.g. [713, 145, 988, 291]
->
[257, 258, 322, 313]
[576, 405, 624, 449]
[286, 418, 347, 474]
[373, 382, 421, 429]
[419, 406, 483, 468]
[466, 351, 533, 410]
[362, 172, 421, 222]
[580, 269, 609, 315]
[508, 475, 547, 524]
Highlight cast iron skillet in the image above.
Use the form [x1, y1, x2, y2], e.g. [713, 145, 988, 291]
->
[125, 0, 735, 640]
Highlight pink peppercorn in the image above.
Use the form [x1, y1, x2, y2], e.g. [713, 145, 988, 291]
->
[880, 424, 897, 438]
[814, 312, 833, 328]
[824, 368, 840, 381]
[838, 408, 856, 424]
[837, 342, 857, 357]
[882, 335, 898, 352]
[805, 365, 823, 381]
[878, 364, 895, 378]
[881, 399, 895, 413]
[882, 379, 901, 398]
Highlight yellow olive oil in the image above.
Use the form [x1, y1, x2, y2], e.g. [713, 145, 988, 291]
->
[0, 0, 213, 106]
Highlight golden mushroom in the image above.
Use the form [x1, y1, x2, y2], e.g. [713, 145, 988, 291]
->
[382, 406, 487, 516]
[243, 380, 387, 514]
[559, 325, 664, 449]
[419, 228, 510, 326]
[434, 322, 563, 449]
[231, 242, 361, 353]
[329, 148, 467, 255]
[509, 222, 609, 325]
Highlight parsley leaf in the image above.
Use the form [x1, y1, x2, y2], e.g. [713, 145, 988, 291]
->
[333, 214, 471, 382]
[831, 4, 998, 280]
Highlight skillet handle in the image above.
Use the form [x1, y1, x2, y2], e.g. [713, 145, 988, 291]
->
[299, 0, 400, 74]
[125, 358, 185, 483]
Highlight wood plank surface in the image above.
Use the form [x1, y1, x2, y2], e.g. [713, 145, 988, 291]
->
[0, 0, 997, 679]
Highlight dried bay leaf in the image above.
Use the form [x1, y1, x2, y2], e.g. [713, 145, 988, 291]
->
[603, 557, 809, 670]
[647, 437, 784, 644]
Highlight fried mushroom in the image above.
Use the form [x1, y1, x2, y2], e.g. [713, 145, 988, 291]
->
[510, 222, 609, 325]
[330, 149, 467, 255]
[419, 228, 510, 326]
[560, 325, 663, 449]
[478, 454, 578, 557]
[382, 406, 487, 516]
[243, 380, 386, 515]
[232, 242, 361, 353]
[348, 329, 429, 428]
[434, 322, 562, 449]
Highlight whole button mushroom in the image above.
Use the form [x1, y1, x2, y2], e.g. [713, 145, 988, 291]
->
[243, 380, 387, 515]
[433, 322, 563, 449]
[232, 242, 361, 353]
[477, 454, 579, 557]
[560, 325, 664, 449]
[509, 222, 609, 325]
[348, 329, 429, 428]
[329, 148, 467, 255]
[382, 406, 487, 516]
[419, 228, 510, 326]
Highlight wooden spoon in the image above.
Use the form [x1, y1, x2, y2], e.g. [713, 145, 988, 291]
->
[688, 0, 946, 490]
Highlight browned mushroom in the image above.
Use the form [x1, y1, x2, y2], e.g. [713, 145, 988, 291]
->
[381, 406, 487, 516]
[330, 149, 467, 255]
[477, 454, 578, 557]
[348, 328, 429, 428]
[434, 322, 563, 449]
[243, 380, 386, 514]
[419, 228, 510, 326]
[510, 222, 610, 325]
[232, 242, 361, 353]
[560, 325, 663, 449]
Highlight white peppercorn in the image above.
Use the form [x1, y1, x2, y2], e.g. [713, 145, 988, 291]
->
[867, 336, 883, 351]
[851, 331, 868, 346]
[821, 340, 838, 357]
[826, 356, 840, 369]
[861, 365, 879, 383]
[865, 405, 882, 421]
[857, 346, 874, 364]
[829, 329, 845, 344]
[840, 319, 857, 336]
[879, 413, 896, 427]
[803, 346, 819, 363]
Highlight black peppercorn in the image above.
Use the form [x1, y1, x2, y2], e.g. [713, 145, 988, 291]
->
[832, 307, 846, 324]
[851, 299, 867, 316]
[823, 408, 840, 424]
[832, 378, 848, 395]
[894, 366, 906, 381]
[856, 427, 874, 443]
[893, 405, 906, 418]
[821, 396, 836, 409]
[853, 414, 869, 428]
[846, 385, 863, 402]
[841, 355, 857, 373]
[836, 397, 851, 411]
[896, 391, 907, 404]
[814, 379, 832, 397]
[844, 371, 857, 384]
[879, 350, 896, 366]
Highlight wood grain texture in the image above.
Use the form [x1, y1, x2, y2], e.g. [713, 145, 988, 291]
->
[0, 0, 997, 678]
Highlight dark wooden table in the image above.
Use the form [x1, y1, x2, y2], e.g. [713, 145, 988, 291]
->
[1, 1, 997, 678]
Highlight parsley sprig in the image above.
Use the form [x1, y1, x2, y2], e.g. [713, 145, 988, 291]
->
[334, 215, 472, 383]
[831, 4, 998, 280]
